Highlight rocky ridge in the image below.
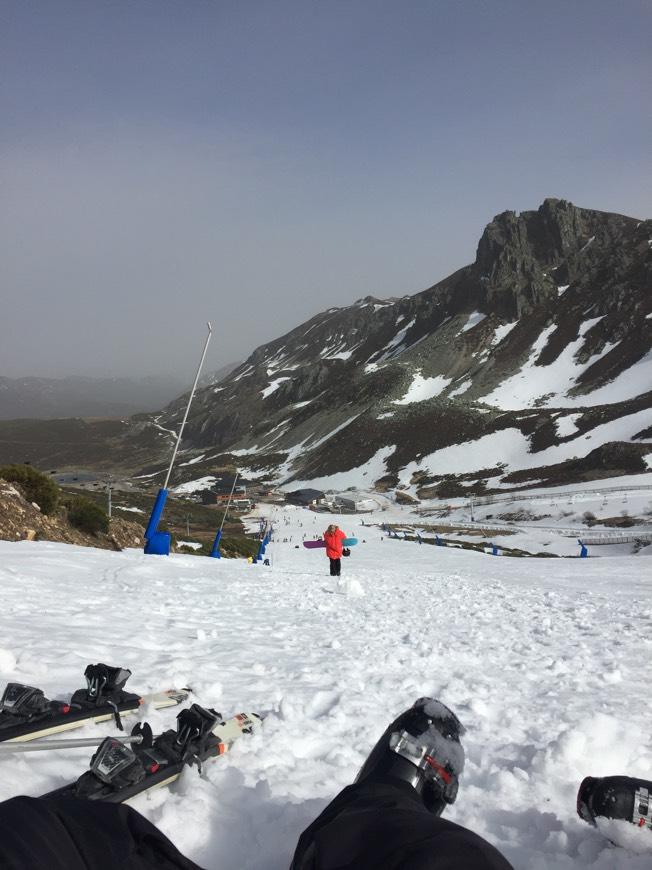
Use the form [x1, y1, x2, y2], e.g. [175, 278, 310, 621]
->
[0, 478, 144, 550]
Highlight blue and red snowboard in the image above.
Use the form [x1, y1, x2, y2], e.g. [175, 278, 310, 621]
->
[303, 538, 358, 550]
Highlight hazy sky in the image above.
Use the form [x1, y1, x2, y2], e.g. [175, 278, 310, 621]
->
[2, 0, 650, 379]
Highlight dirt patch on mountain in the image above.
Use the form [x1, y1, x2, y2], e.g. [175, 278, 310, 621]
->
[0, 478, 144, 550]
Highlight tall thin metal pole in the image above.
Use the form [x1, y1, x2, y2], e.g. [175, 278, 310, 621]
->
[219, 472, 239, 534]
[163, 322, 213, 490]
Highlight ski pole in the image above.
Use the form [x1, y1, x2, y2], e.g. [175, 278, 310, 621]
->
[0, 734, 144, 753]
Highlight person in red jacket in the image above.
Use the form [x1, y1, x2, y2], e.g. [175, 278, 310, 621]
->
[324, 523, 346, 576]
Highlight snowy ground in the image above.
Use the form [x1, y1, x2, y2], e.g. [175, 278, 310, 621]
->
[1, 504, 652, 869]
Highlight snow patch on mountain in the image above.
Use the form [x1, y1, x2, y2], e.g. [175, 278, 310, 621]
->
[374, 318, 416, 362]
[553, 350, 652, 408]
[261, 378, 291, 399]
[322, 343, 358, 361]
[307, 415, 361, 451]
[491, 321, 519, 346]
[399, 407, 652, 481]
[394, 372, 452, 405]
[173, 476, 218, 494]
[556, 414, 582, 437]
[448, 380, 472, 399]
[461, 311, 487, 333]
[482, 318, 618, 409]
[232, 365, 254, 381]
[179, 454, 206, 467]
[284, 445, 396, 491]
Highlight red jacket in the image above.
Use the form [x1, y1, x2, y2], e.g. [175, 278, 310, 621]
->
[324, 528, 346, 559]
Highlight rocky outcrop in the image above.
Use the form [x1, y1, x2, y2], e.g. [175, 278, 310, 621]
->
[0, 479, 144, 550]
[473, 198, 644, 319]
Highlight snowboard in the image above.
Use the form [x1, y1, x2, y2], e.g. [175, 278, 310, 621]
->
[43, 705, 262, 804]
[303, 538, 358, 549]
[0, 664, 190, 743]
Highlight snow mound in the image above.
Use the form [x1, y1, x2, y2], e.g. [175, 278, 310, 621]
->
[595, 818, 652, 853]
[0, 647, 16, 673]
[335, 577, 365, 597]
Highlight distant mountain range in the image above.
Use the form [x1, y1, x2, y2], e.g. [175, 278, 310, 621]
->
[2, 199, 650, 495]
[0, 363, 240, 421]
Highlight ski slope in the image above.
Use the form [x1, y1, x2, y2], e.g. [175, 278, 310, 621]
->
[0, 506, 651, 869]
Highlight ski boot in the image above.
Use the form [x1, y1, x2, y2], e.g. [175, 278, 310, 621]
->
[578, 775, 652, 831]
[355, 697, 465, 815]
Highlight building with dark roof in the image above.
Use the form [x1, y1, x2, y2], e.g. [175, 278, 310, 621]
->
[285, 488, 325, 506]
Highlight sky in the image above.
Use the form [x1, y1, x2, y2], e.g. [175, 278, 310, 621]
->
[1, 0, 650, 380]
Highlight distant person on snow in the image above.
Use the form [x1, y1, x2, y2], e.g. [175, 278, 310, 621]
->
[324, 523, 346, 577]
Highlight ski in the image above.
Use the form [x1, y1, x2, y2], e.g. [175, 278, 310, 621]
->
[0, 663, 190, 743]
[42, 704, 262, 804]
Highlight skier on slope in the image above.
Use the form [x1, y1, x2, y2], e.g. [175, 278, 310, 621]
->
[0, 698, 514, 869]
[323, 523, 347, 577]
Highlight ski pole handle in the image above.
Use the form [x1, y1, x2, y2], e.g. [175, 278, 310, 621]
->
[0, 734, 144, 752]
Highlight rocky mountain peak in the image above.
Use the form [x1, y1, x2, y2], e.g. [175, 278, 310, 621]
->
[473, 198, 640, 319]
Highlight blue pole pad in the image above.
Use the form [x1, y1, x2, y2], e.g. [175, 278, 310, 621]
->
[209, 530, 223, 559]
[145, 489, 169, 540]
[144, 531, 171, 556]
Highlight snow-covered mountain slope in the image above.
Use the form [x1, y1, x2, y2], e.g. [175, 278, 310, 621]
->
[154, 198, 651, 496]
[1, 507, 651, 868]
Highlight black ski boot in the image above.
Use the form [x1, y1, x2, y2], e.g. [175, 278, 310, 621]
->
[355, 697, 465, 815]
[578, 775, 652, 831]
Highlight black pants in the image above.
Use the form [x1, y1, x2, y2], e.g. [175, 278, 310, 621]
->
[329, 557, 341, 576]
[0, 780, 513, 870]
[290, 779, 514, 870]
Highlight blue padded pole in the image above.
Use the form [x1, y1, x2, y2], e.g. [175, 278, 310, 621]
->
[209, 529, 223, 559]
[145, 489, 169, 540]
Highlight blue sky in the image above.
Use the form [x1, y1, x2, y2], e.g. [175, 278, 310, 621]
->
[1, 0, 650, 378]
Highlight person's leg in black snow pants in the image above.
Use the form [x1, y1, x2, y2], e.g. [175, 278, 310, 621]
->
[329, 558, 341, 576]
